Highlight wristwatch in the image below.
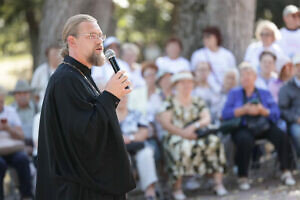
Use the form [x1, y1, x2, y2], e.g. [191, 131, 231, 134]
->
[194, 121, 201, 129]
[129, 134, 135, 141]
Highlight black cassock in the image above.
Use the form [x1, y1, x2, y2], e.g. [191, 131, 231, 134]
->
[35, 56, 135, 200]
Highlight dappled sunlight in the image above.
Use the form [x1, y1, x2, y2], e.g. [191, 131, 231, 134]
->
[0, 54, 32, 90]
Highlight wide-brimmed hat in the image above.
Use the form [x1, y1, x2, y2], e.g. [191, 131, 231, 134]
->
[10, 79, 35, 94]
[171, 71, 194, 87]
[103, 36, 120, 48]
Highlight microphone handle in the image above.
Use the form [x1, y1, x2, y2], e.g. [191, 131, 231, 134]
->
[108, 57, 129, 89]
[109, 57, 120, 73]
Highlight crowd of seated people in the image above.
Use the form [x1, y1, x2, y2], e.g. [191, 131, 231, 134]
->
[0, 4, 299, 200]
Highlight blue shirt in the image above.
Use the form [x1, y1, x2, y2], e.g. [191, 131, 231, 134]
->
[222, 87, 280, 123]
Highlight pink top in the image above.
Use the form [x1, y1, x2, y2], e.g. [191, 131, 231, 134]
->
[268, 79, 283, 103]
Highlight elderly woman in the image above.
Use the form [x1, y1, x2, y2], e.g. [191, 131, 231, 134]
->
[117, 95, 158, 200]
[121, 43, 145, 88]
[255, 51, 278, 90]
[191, 26, 236, 92]
[222, 63, 295, 190]
[155, 37, 191, 74]
[158, 71, 227, 199]
[244, 20, 287, 71]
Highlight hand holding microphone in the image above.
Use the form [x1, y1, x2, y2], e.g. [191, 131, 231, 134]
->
[104, 49, 131, 99]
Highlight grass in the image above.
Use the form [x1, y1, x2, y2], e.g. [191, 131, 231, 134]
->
[0, 53, 33, 90]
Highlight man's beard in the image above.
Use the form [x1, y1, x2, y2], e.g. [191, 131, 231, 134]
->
[87, 52, 105, 66]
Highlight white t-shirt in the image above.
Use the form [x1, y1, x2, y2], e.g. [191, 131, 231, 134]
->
[277, 28, 300, 58]
[91, 58, 131, 90]
[155, 56, 191, 74]
[0, 106, 22, 127]
[244, 41, 287, 72]
[255, 75, 276, 90]
[126, 63, 145, 89]
[31, 62, 56, 106]
[190, 47, 236, 92]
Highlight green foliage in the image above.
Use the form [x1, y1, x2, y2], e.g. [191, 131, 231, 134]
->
[256, 0, 300, 28]
[115, 0, 174, 49]
[0, 0, 43, 57]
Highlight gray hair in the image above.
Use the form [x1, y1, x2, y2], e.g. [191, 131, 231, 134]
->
[225, 67, 240, 80]
[238, 62, 257, 74]
[121, 43, 140, 56]
[60, 14, 97, 57]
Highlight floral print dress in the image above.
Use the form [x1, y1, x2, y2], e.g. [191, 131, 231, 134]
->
[159, 96, 226, 182]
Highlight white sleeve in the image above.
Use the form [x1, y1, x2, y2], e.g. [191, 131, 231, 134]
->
[244, 43, 255, 62]
[228, 51, 237, 68]
[182, 58, 191, 71]
[191, 49, 205, 70]
[8, 107, 22, 127]
[32, 113, 41, 146]
[31, 68, 42, 89]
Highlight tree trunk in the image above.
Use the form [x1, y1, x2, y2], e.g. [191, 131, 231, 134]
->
[37, 0, 114, 69]
[175, 0, 256, 64]
[25, 7, 40, 72]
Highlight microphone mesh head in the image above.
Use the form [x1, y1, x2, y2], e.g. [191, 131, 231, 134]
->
[105, 49, 116, 59]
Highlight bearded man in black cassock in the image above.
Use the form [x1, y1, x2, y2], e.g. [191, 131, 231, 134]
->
[35, 14, 135, 200]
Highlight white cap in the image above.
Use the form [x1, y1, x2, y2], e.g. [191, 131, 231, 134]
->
[283, 5, 299, 16]
[171, 71, 194, 87]
[292, 53, 300, 65]
[103, 36, 120, 48]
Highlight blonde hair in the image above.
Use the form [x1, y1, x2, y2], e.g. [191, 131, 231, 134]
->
[255, 20, 281, 41]
[60, 14, 97, 57]
[239, 62, 257, 74]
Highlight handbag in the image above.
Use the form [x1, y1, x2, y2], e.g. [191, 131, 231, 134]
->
[184, 119, 218, 139]
[0, 131, 25, 156]
[126, 142, 145, 155]
[242, 88, 270, 137]
[195, 124, 219, 138]
[246, 116, 270, 137]
[219, 117, 242, 134]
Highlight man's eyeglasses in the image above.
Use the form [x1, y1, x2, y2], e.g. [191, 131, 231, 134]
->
[77, 33, 106, 41]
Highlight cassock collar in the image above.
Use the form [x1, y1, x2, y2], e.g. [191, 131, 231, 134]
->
[64, 56, 91, 76]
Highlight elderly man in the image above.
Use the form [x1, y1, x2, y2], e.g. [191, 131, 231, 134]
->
[279, 53, 300, 156]
[35, 14, 134, 200]
[11, 79, 37, 153]
[222, 62, 295, 191]
[277, 5, 300, 58]
[0, 86, 33, 200]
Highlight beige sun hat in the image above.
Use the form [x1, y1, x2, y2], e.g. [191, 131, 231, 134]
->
[171, 71, 194, 87]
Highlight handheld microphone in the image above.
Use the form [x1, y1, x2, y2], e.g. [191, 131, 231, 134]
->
[105, 49, 129, 89]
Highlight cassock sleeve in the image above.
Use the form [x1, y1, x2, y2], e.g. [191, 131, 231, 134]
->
[51, 73, 134, 194]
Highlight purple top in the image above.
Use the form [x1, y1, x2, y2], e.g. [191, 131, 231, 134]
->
[268, 79, 283, 103]
[222, 87, 280, 123]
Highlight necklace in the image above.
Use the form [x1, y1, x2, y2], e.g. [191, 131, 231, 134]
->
[63, 61, 100, 96]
